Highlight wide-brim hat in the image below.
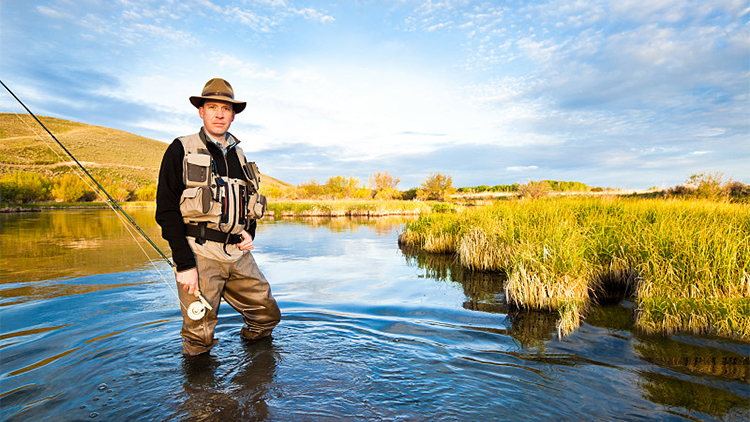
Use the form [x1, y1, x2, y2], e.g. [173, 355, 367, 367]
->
[189, 78, 246, 114]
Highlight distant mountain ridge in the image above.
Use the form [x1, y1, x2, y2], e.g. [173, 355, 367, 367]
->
[0, 113, 291, 188]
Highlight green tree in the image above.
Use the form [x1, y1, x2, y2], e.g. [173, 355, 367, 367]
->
[418, 173, 455, 201]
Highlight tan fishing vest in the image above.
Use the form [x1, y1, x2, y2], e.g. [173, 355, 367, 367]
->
[178, 133, 266, 236]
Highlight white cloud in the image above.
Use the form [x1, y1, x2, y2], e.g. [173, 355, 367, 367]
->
[507, 165, 538, 172]
[225, 7, 279, 32]
[294, 7, 335, 23]
[36, 5, 70, 19]
[3, 0, 746, 189]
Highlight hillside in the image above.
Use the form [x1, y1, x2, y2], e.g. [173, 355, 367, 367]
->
[0, 113, 291, 189]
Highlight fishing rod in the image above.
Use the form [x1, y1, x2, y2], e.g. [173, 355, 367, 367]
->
[1, 78, 174, 267]
[1, 79, 212, 318]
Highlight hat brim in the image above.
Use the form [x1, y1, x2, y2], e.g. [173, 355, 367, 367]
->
[189, 95, 246, 114]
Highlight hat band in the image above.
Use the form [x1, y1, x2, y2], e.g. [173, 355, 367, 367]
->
[203, 91, 234, 99]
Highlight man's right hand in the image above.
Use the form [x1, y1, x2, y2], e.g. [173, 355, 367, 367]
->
[176, 267, 199, 296]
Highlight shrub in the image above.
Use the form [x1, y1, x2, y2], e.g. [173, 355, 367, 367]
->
[325, 176, 369, 199]
[104, 182, 132, 202]
[687, 171, 725, 200]
[373, 187, 401, 200]
[724, 181, 750, 200]
[51, 173, 92, 202]
[402, 188, 418, 200]
[518, 180, 551, 198]
[0, 171, 52, 203]
[298, 179, 324, 199]
[133, 184, 157, 201]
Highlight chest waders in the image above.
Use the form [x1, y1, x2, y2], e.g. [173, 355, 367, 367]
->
[178, 133, 267, 319]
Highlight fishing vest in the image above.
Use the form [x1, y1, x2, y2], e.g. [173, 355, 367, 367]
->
[178, 133, 266, 237]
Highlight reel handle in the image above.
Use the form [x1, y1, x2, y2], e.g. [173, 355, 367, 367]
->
[194, 291, 213, 311]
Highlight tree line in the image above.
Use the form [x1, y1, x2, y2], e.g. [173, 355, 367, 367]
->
[2, 169, 747, 204]
[0, 171, 155, 203]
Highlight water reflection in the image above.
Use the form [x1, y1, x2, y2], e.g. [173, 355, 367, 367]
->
[278, 215, 415, 236]
[638, 371, 748, 418]
[398, 244, 506, 314]
[399, 243, 564, 348]
[401, 242, 750, 420]
[0, 209, 168, 286]
[175, 338, 278, 421]
[1, 210, 747, 422]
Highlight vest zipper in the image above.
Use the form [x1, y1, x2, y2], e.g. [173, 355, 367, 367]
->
[222, 152, 237, 234]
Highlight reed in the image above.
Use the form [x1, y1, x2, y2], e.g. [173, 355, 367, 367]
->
[400, 197, 750, 339]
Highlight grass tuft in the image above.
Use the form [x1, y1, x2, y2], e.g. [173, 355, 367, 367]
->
[400, 197, 750, 340]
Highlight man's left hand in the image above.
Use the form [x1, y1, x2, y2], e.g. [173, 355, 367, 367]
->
[238, 230, 254, 251]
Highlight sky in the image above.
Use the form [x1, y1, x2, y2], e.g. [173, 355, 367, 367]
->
[1, 0, 748, 190]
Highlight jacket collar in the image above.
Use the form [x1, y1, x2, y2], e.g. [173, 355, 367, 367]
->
[199, 127, 239, 154]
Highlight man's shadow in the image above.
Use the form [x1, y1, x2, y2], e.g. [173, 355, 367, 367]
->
[174, 337, 278, 422]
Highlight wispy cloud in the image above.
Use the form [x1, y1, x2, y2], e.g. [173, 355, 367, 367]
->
[1, 0, 747, 189]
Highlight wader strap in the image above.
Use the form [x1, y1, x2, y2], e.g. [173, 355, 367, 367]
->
[185, 223, 242, 245]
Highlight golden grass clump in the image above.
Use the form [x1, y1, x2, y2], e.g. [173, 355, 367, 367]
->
[456, 225, 514, 271]
[636, 298, 750, 339]
[401, 196, 750, 340]
[505, 263, 591, 337]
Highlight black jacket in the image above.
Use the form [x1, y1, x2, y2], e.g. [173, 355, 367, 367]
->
[155, 128, 257, 271]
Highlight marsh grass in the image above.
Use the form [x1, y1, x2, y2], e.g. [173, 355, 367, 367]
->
[269, 199, 433, 218]
[400, 197, 750, 339]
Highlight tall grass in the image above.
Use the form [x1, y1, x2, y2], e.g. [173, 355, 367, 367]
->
[268, 199, 434, 218]
[399, 197, 750, 339]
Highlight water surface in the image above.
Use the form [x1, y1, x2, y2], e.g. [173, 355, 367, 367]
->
[1, 210, 748, 421]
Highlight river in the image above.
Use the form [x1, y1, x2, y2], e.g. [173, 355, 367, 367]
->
[0, 209, 748, 421]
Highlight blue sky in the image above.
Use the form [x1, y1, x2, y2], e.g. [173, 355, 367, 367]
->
[1, 0, 748, 189]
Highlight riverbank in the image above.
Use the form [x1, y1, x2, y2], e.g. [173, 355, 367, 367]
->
[266, 199, 438, 217]
[398, 196, 750, 340]
[0, 201, 157, 213]
[1, 199, 442, 216]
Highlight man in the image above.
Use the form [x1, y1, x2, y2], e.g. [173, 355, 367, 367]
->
[156, 78, 280, 355]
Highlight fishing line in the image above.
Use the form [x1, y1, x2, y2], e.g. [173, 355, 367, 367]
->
[1, 79, 210, 317]
[6, 109, 165, 275]
[7, 111, 106, 202]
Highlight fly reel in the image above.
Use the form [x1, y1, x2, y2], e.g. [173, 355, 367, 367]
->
[186, 291, 213, 320]
[187, 301, 207, 320]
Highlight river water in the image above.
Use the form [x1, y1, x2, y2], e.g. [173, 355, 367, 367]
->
[0, 210, 748, 421]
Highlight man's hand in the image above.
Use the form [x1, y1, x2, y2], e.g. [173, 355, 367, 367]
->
[176, 267, 199, 296]
[238, 230, 254, 251]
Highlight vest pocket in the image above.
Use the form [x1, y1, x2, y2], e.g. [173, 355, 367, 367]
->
[180, 187, 220, 220]
[184, 153, 212, 187]
[247, 192, 267, 219]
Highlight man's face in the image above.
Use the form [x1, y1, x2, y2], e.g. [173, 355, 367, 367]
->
[199, 100, 235, 140]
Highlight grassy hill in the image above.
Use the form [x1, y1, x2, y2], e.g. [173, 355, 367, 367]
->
[0, 113, 291, 189]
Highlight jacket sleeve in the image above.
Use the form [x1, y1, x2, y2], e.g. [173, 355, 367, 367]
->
[155, 140, 195, 272]
[247, 219, 257, 240]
